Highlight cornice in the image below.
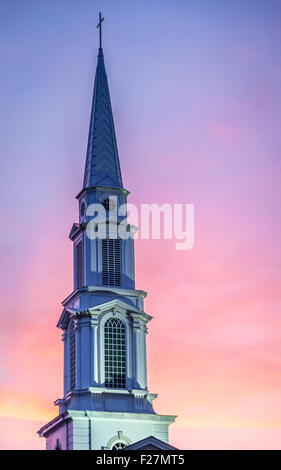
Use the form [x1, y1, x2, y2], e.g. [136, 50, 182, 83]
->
[76, 185, 130, 200]
[61, 286, 147, 309]
[37, 411, 69, 437]
[87, 285, 147, 299]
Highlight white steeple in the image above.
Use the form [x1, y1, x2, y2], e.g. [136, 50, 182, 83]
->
[38, 14, 176, 451]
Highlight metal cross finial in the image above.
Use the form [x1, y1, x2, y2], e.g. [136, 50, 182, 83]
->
[97, 12, 104, 49]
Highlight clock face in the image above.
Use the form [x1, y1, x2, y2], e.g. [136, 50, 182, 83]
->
[80, 201, 86, 218]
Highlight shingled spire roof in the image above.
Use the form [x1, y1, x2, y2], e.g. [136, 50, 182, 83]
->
[83, 47, 123, 189]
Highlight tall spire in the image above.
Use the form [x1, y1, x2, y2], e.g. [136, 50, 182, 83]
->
[83, 14, 123, 189]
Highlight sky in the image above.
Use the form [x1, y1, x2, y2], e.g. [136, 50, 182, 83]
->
[0, 0, 281, 450]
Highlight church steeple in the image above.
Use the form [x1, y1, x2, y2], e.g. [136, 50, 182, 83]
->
[83, 42, 123, 189]
[38, 13, 177, 451]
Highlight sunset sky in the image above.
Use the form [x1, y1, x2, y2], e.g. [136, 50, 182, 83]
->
[1, 0, 281, 450]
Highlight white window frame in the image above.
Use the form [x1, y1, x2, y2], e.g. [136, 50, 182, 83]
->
[99, 310, 132, 389]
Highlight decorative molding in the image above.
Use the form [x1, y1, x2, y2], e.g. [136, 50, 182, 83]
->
[147, 393, 158, 404]
[87, 285, 147, 299]
[92, 392, 104, 410]
[124, 435, 178, 451]
[69, 223, 81, 241]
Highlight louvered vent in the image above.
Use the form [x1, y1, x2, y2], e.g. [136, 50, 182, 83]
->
[102, 239, 121, 286]
[76, 240, 83, 288]
[70, 320, 76, 390]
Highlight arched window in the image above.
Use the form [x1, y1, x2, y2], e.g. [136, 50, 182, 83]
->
[70, 319, 76, 390]
[104, 317, 126, 389]
[105, 432, 132, 450]
[111, 442, 127, 450]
